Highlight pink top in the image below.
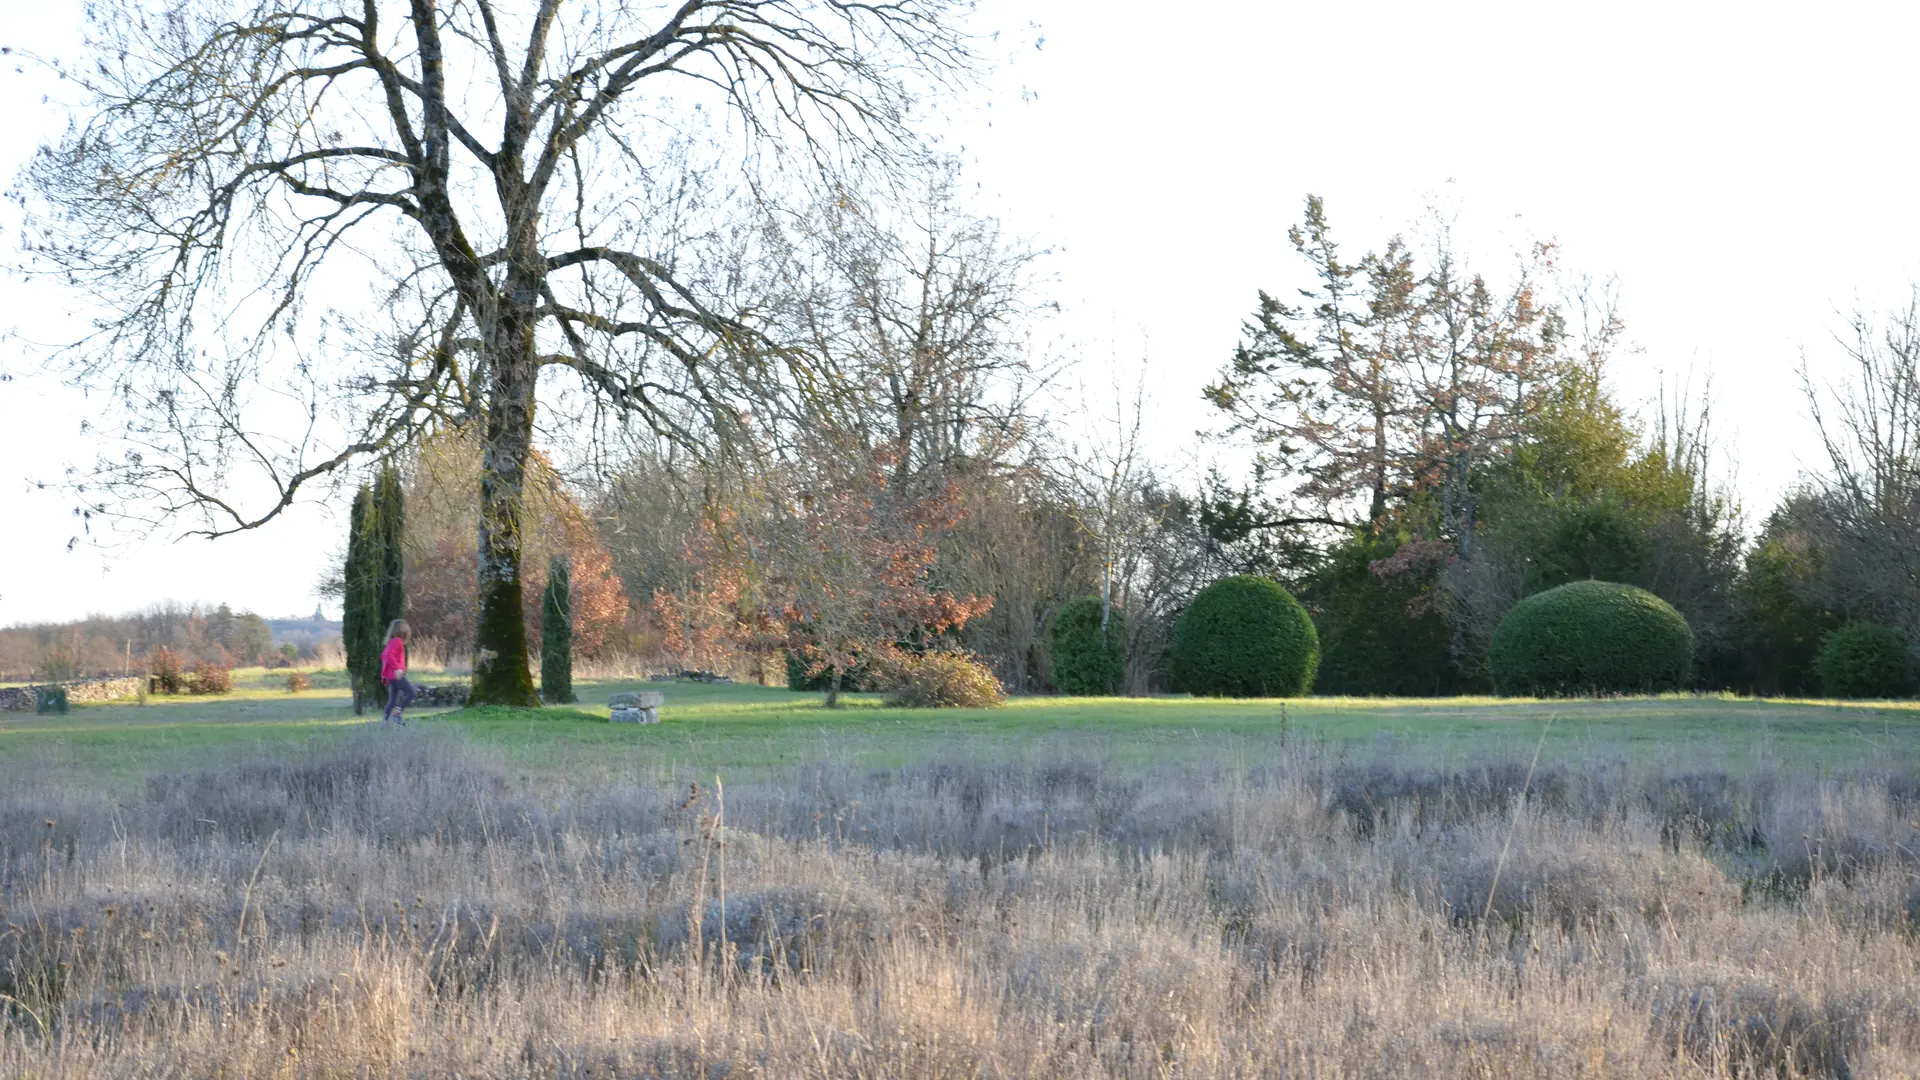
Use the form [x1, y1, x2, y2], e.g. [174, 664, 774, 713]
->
[380, 637, 407, 681]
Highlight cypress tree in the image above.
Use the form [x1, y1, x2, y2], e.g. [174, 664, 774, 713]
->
[374, 465, 407, 631]
[1047, 596, 1127, 695]
[541, 554, 575, 705]
[343, 484, 381, 713]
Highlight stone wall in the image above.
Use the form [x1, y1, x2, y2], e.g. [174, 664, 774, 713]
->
[413, 683, 469, 707]
[0, 676, 147, 713]
[67, 677, 145, 703]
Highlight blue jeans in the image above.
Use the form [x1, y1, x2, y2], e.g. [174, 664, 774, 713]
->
[382, 676, 415, 722]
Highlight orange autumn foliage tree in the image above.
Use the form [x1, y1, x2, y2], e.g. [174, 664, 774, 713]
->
[404, 429, 628, 663]
[651, 454, 992, 706]
[649, 509, 781, 675]
[779, 462, 994, 706]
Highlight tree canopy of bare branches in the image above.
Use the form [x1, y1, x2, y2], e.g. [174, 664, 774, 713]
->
[23, 0, 974, 703]
[1794, 296, 1920, 637]
[753, 158, 1047, 485]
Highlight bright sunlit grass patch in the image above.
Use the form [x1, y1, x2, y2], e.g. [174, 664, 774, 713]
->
[8, 672, 1920, 783]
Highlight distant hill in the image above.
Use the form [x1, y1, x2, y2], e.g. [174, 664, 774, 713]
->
[268, 613, 341, 645]
[266, 607, 341, 645]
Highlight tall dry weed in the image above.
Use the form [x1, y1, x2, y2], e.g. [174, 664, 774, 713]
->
[3, 729, 1920, 1077]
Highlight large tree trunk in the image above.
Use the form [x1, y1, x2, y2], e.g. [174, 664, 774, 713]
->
[472, 331, 542, 706]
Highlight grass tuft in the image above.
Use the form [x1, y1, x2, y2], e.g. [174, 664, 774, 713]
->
[5, 681, 1920, 1075]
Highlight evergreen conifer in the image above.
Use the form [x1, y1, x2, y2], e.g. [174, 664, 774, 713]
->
[344, 470, 409, 714]
[343, 484, 381, 713]
[374, 465, 407, 631]
[541, 555, 575, 704]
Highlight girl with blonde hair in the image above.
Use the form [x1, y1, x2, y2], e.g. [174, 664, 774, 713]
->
[379, 619, 414, 724]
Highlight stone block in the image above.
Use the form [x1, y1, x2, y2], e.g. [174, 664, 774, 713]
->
[609, 691, 665, 709]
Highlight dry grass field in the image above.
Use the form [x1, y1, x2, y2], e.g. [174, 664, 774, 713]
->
[6, 682, 1920, 1077]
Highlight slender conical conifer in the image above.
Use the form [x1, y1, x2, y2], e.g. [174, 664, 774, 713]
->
[541, 554, 575, 705]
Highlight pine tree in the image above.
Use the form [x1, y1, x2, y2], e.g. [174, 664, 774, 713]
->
[541, 554, 575, 705]
[343, 484, 381, 714]
[208, 603, 237, 653]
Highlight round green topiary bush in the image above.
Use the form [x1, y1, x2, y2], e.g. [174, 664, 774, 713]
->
[1817, 622, 1914, 699]
[1489, 580, 1694, 696]
[1169, 575, 1319, 698]
[1048, 595, 1127, 695]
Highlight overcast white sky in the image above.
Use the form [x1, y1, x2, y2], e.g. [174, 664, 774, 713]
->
[4, 1, 1918, 626]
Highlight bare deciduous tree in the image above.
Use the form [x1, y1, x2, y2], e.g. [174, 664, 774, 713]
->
[1794, 296, 1920, 638]
[762, 157, 1046, 488]
[1049, 366, 1151, 643]
[23, 0, 972, 703]
[612, 158, 1053, 690]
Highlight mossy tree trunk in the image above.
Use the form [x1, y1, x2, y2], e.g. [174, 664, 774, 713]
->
[471, 343, 541, 707]
[541, 554, 575, 705]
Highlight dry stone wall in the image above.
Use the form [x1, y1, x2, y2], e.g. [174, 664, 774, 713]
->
[0, 677, 145, 712]
[68, 677, 145, 703]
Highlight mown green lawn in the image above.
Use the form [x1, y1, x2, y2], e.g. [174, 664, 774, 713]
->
[6, 667, 1920, 784]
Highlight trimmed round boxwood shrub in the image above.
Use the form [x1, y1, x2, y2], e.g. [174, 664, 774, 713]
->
[1817, 622, 1914, 699]
[1489, 580, 1694, 696]
[1048, 596, 1127, 695]
[1169, 575, 1319, 698]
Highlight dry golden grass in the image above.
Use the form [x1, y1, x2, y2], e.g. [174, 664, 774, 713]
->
[4, 725, 1920, 1077]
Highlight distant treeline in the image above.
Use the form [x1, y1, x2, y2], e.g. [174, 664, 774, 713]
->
[0, 602, 341, 682]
